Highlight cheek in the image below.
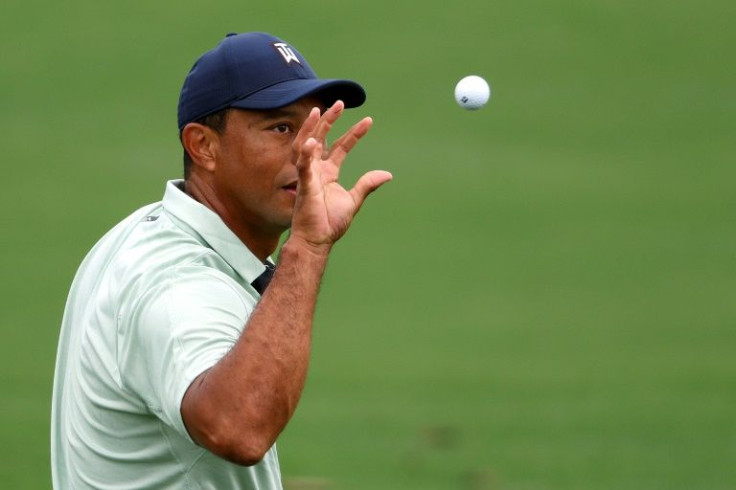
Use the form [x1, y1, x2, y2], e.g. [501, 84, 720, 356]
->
[217, 130, 294, 183]
[218, 137, 259, 176]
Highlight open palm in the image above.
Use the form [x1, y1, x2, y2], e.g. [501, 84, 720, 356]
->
[289, 101, 392, 252]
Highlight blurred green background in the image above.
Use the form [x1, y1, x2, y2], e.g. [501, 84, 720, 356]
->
[1, 0, 734, 488]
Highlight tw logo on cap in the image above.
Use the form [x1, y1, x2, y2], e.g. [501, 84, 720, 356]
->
[273, 42, 301, 65]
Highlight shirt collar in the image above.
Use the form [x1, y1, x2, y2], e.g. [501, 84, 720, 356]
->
[161, 179, 271, 285]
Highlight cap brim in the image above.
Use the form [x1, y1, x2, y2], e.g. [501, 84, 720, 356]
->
[230, 78, 366, 111]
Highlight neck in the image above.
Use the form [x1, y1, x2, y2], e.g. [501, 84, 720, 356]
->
[184, 177, 282, 262]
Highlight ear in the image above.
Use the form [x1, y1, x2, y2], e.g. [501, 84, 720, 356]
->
[181, 123, 219, 172]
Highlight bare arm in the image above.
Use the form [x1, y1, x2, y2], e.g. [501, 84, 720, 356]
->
[180, 102, 392, 465]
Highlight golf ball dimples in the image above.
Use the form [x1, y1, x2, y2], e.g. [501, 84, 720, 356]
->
[455, 75, 490, 110]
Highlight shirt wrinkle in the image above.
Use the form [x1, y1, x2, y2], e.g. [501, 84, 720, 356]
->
[51, 179, 282, 489]
[162, 180, 268, 285]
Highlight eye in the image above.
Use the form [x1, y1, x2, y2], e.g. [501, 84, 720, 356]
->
[271, 123, 292, 134]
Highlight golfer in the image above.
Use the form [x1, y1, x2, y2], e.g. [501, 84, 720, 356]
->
[51, 31, 392, 489]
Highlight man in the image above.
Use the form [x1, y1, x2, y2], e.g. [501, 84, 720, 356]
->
[51, 32, 392, 489]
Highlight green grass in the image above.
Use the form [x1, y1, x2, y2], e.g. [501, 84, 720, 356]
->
[1, 0, 734, 488]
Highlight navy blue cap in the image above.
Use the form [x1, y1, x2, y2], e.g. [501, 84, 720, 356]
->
[177, 32, 366, 130]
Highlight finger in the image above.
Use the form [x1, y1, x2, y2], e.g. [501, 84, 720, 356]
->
[292, 108, 321, 160]
[313, 100, 344, 144]
[293, 107, 320, 148]
[349, 170, 393, 210]
[329, 117, 373, 167]
[296, 137, 323, 186]
[329, 116, 372, 155]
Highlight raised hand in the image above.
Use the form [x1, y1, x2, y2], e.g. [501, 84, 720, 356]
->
[288, 101, 392, 253]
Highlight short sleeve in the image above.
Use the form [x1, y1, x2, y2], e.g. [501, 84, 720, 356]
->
[117, 265, 256, 442]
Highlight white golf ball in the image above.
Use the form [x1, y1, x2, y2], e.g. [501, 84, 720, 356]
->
[454, 75, 491, 110]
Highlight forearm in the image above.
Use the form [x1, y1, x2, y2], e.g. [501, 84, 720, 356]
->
[181, 239, 329, 465]
[180, 100, 390, 465]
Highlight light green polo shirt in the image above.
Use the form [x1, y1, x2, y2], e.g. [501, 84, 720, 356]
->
[51, 180, 282, 489]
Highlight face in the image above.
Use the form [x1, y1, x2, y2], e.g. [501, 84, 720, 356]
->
[211, 97, 323, 241]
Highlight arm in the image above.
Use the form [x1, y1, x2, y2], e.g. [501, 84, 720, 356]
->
[180, 102, 393, 465]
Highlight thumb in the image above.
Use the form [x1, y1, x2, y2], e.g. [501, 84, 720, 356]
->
[349, 170, 393, 209]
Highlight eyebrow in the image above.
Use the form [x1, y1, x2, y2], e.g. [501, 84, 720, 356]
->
[259, 108, 302, 120]
[255, 104, 325, 122]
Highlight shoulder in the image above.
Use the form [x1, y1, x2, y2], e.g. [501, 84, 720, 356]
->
[120, 261, 256, 368]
